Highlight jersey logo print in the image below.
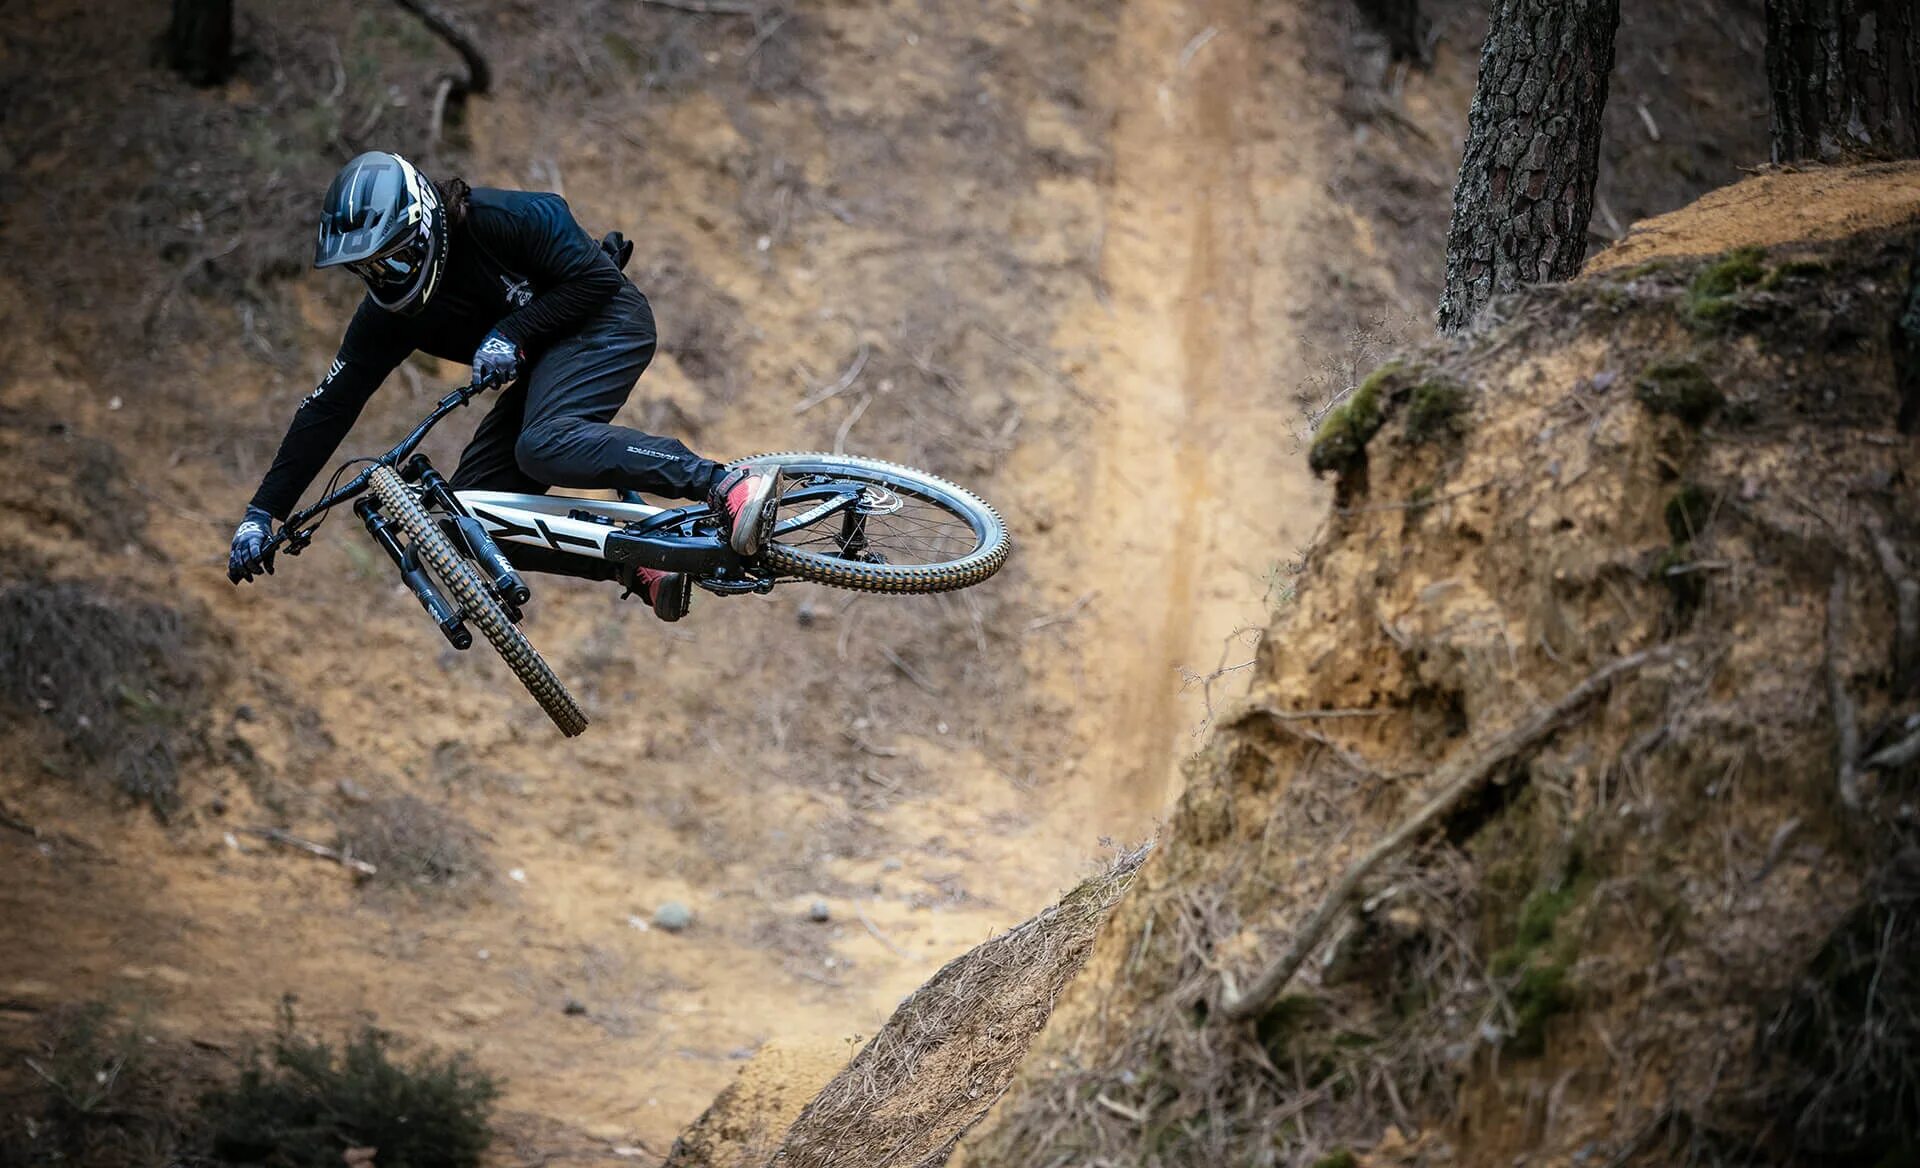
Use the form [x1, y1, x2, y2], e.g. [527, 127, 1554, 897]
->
[502, 275, 533, 307]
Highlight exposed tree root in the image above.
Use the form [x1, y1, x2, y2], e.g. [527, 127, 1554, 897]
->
[1218, 647, 1670, 1023]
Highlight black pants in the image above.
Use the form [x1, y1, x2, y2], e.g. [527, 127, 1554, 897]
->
[447, 288, 726, 501]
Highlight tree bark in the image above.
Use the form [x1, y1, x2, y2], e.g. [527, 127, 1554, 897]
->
[1767, 0, 1920, 162]
[1437, 0, 1620, 334]
[166, 0, 234, 87]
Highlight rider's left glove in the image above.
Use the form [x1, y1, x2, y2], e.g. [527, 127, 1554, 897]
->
[227, 505, 276, 585]
[471, 329, 523, 390]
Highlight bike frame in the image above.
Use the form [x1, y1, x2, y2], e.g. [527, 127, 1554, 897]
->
[263, 383, 871, 597]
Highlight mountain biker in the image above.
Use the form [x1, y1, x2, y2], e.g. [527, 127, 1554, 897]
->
[225, 151, 782, 622]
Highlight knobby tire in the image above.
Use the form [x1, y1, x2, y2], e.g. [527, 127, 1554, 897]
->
[369, 465, 589, 737]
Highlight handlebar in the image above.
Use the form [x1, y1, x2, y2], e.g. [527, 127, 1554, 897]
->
[261, 380, 494, 559]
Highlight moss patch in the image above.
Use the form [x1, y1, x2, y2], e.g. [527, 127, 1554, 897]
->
[1404, 377, 1468, 443]
[1312, 1150, 1358, 1168]
[1686, 246, 1769, 327]
[1308, 363, 1396, 477]
[1636, 359, 1724, 425]
[1488, 867, 1592, 1057]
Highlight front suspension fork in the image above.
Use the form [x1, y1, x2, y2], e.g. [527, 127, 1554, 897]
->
[355, 498, 472, 650]
[403, 455, 531, 610]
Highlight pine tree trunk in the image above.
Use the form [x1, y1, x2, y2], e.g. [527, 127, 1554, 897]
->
[166, 0, 234, 87]
[1437, 0, 1620, 334]
[1767, 0, 1920, 162]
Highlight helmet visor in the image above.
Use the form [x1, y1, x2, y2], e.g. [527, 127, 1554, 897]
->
[346, 226, 431, 293]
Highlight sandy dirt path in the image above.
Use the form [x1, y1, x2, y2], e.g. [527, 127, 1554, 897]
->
[1038, 0, 1331, 836]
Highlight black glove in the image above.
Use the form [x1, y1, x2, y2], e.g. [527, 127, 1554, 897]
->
[471, 329, 523, 390]
[228, 505, 276, 584]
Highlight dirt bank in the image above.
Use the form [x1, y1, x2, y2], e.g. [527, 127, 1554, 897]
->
[953, 163, 1920, 1167]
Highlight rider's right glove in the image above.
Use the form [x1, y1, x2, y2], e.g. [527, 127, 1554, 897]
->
[227, 505, 276, 585]
[470, 330, 523, 391]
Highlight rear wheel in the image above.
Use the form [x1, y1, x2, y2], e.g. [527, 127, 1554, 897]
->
[369, 466, 589, 737]
[742, 453, 1009, 594]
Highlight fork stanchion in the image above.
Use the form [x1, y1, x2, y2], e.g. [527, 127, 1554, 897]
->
[354, 498, 472, 650]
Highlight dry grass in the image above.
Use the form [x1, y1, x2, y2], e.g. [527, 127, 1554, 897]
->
[762, 846, 1148, 1168]
[0, 574, 218, 818]
[334, 794, 491, 890]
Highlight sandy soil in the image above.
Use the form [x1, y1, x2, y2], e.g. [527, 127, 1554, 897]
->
[0, 0, 1327, 1157]
[0, 0, 1779, 1160]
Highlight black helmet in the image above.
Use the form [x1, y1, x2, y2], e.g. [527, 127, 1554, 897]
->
[314, 151, 447, 314]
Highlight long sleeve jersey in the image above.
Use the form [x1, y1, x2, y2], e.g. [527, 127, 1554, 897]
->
[250, 188, 625, 520]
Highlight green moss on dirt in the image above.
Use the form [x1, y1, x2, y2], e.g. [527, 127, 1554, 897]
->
[1404, 378, 1468, 443]
[1312, 1150, 1358, 1168]
[1686, 246, 1769, 326]
[1636, 359, 1724, 425]
[1308, 362, 1395, 477]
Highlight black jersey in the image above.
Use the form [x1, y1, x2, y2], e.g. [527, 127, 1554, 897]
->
[251, 188, 626, 519]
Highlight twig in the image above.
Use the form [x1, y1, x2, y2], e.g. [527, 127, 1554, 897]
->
[1243, 710, 1384, 780]
[1827, 569, 1863, 809]
[1177, 26, 1219, 71]
[1025, 590, 1096, 633]
[832, 393, 871, 455]
[794, 342, 870, 414]
[854, 899, 913, 960]
[1094, 1092, 1148, 1123]
[391, 0, 491, 99]
[1866, 724, 1920, 771]
[974, 323, 1104, 411]
[1218, 648, 1669, 1022]
[1246, 706, 1392, 722]
[638, 0, 758, 12]
[1869, 524, 1920, 695]
[238, 826, 377, 877]
[0, 802, 36, 838]
[878, 645, 940, 695]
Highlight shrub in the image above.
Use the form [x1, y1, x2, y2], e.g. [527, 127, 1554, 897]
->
[335, 794, 490, 889]
[0, 576, 214, 817]
[205, 1003, 499, 1168]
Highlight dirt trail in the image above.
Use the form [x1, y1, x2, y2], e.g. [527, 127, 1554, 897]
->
[1046, 0, 1329, 832]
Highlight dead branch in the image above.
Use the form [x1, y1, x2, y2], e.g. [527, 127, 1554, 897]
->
[855, 899, 914, 961]
[1218, 647, 1669, 1023]
[239, 826, 378, 878]
[1869, 524, 1920, 696]
[794, 342, 871, 414]
[1866, 724, 1920, 771]
[390, 0, 491, 114]
[638, 0, 759, 13]
[878, 644, 940, 695]
[1827, 568, 1863, 809]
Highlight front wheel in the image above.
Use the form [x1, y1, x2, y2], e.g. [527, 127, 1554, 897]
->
[742, 452, 1009, 594]
[369, 466, 589, 737]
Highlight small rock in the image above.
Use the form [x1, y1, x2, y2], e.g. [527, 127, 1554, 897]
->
[563, 998, 588, 1016]
[336, 778, 371, 805]
[796, 601, 817, 627]
[808, 900, 832, 923]
[508, 868, 528, 884]
[209, 796, 228, 816]
[653, 901, 693, 933]
[881, 857, 904, 872]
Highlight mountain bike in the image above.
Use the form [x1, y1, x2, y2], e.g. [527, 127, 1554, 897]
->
[254, 381, 1010, 737]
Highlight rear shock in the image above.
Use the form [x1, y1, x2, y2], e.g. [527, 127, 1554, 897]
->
[356, 498, 472, 650]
